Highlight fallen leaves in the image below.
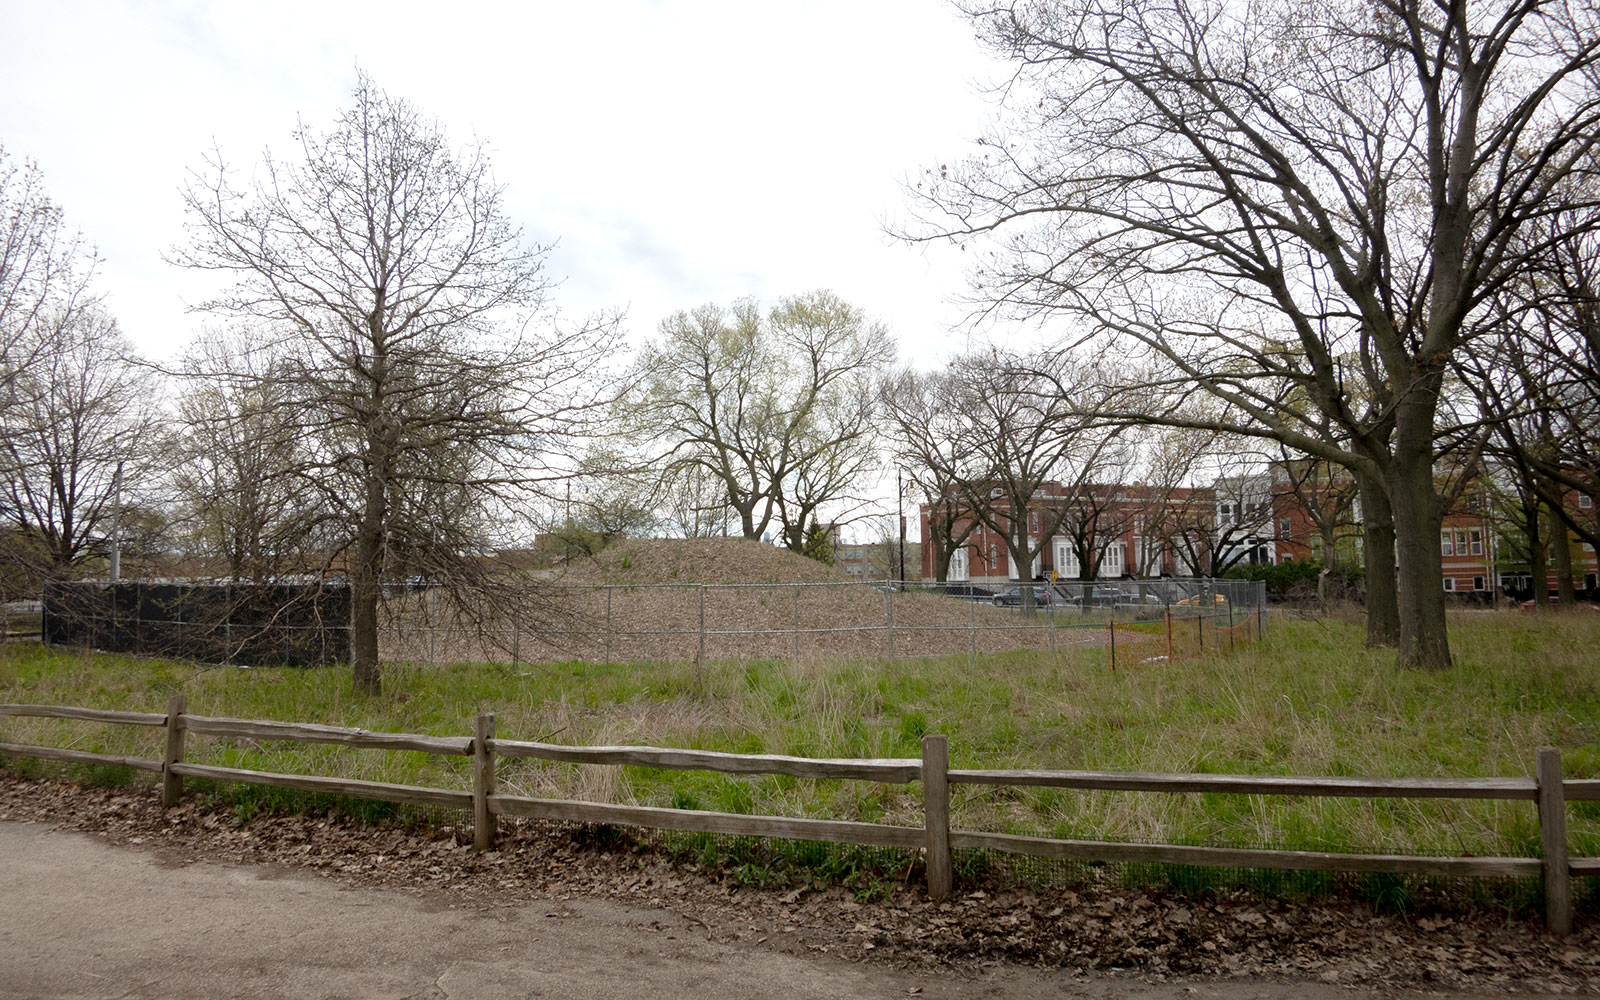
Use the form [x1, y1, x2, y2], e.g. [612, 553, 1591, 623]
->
[1, 771, 1596, 993]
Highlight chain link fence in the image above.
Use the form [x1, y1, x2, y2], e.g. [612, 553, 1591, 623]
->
[378, 577, 1268, 670]
[28, 576, 1266, 670]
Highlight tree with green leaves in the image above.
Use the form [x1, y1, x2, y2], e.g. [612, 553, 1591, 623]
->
[633, 290, 893, 554]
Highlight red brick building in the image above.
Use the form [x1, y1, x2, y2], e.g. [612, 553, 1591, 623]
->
[917, 460, 1597, 596]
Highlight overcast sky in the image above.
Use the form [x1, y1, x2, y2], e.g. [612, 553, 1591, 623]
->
[0, 0, 1011, 367]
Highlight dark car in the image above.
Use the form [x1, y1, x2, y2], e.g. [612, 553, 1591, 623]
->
[1084, 585, 1133, 608]
[993, 586, 1077, 608]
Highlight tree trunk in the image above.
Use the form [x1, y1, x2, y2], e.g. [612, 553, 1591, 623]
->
[1525, 498, 1549, 611]
[1357, 473, 1400, 648]
[1551, 511, 1577, 609]
[351, 475, 384, 696]
[1386, 452, 1450, 669]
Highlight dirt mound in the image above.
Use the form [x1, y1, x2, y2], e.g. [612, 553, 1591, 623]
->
[554, 537, 853, 586]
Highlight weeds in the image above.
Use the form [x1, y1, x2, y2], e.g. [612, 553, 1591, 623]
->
[2, 610, 1597, 888]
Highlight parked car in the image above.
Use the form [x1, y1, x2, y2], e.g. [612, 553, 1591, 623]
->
[992, 586, 1077, 608]
[1084, 585, 1136, 608]
[1176, 593, 1230, 608]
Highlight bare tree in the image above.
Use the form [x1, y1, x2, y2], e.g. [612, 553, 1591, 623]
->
[909, 0, 1600, 667]
[0, 145, 99, 394]
[0, 305, 160, 580]
[946, 348, 1126, 614]
[633, 290, 894, 554]
[660, 463, 733, 538]
[880, 367, 981, 583]
[168, 327, 328, 581]
[172, 74, 619, 695]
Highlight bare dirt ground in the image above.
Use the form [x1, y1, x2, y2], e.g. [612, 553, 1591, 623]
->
[2, 774, 1596, 997]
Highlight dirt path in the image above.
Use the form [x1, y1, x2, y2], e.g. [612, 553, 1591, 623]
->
[0, 819, 1363, 1000]
[2, 773, 1594, 996]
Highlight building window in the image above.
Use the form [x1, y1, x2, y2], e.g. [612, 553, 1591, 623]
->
[1473, 576, 1485, 591]
[1029, 511, 1038, 534]
[988, 545, 997, 573]
[1440, 532, 1453, 557]
[1581, 494, 1594, 509]
[1054, 539, 1080, 578]
[1279, 517, 1292, 541]
[949, 547, 970, 582]
[1443, 577, 1456, 592]
[1469, 529, 1482, 556]
[1102, 541, 1124, 577]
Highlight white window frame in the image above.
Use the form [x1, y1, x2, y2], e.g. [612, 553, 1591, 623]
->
[1443, 577, 1456, 592]
[948, 547, 970, 582]
[1581, 494, 1594, 510]
[1101, 540, 1124, 578]
[1440, 532, 1454, 557]
[1473, 576, 1486, 591]
[1053, 538, 1080, 578]
[1469, 529, 1483, 556]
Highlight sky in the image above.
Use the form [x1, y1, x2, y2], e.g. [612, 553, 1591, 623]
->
[0, 0, 1013, 368]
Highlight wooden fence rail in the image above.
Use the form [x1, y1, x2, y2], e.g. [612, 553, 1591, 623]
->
[0, 701, 1591, 935]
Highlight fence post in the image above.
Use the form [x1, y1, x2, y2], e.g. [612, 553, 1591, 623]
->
[969, 593, 977, 671]
[922, 734, 952, 900]
[1166, 611, 1173, 663]
[1106, 620, 1115, 673]
[473, 712, 498, 852]
[604, 586, 613, 666]
[1197, 609, 1203, 653]
[1537, 747, 1571, 935]
[1048, 596, 1056, 664]
[792, 585, 801, 660]
[160, 692, 187, 808]
[696, 585, 707, 684]
[885, 587, 895, 665]
[1228, 603, 1235, 652]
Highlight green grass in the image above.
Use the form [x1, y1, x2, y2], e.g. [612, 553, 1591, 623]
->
[2, 611, 1597, 869]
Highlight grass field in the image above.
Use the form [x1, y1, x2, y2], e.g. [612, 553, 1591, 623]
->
[2, 610, 1598, 872]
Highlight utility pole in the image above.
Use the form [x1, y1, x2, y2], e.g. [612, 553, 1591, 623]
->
[897, 469, 907, 585]
[108, 462, 123, 583]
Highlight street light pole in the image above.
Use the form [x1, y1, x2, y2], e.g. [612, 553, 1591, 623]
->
[897, 469, 907, 585]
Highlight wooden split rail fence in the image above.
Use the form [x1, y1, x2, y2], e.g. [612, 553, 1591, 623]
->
[2, 698, 1594, 935]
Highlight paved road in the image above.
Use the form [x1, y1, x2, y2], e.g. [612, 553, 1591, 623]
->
[0, 821, 1440, 1000]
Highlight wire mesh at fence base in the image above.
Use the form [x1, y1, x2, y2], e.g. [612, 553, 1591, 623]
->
[41, 580, 352, 667]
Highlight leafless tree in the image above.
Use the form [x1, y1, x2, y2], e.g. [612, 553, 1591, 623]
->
[908, 0, 1600, 668]
[880, 367, 982, 583]
[0, 145, 99, 397]
[171, 74, 620, 695]
[633, 290, 894, 554]
[0, 305, 161, 580]
[167, 327, 330, 582]
[944, 348, 1127, 613]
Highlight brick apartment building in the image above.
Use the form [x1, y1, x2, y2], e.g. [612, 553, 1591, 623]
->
[919, 462, 1598, 597]
[919, 477, 1286, 586]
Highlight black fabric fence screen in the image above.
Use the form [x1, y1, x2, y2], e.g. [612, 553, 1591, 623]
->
[41, 581, 351, 667]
